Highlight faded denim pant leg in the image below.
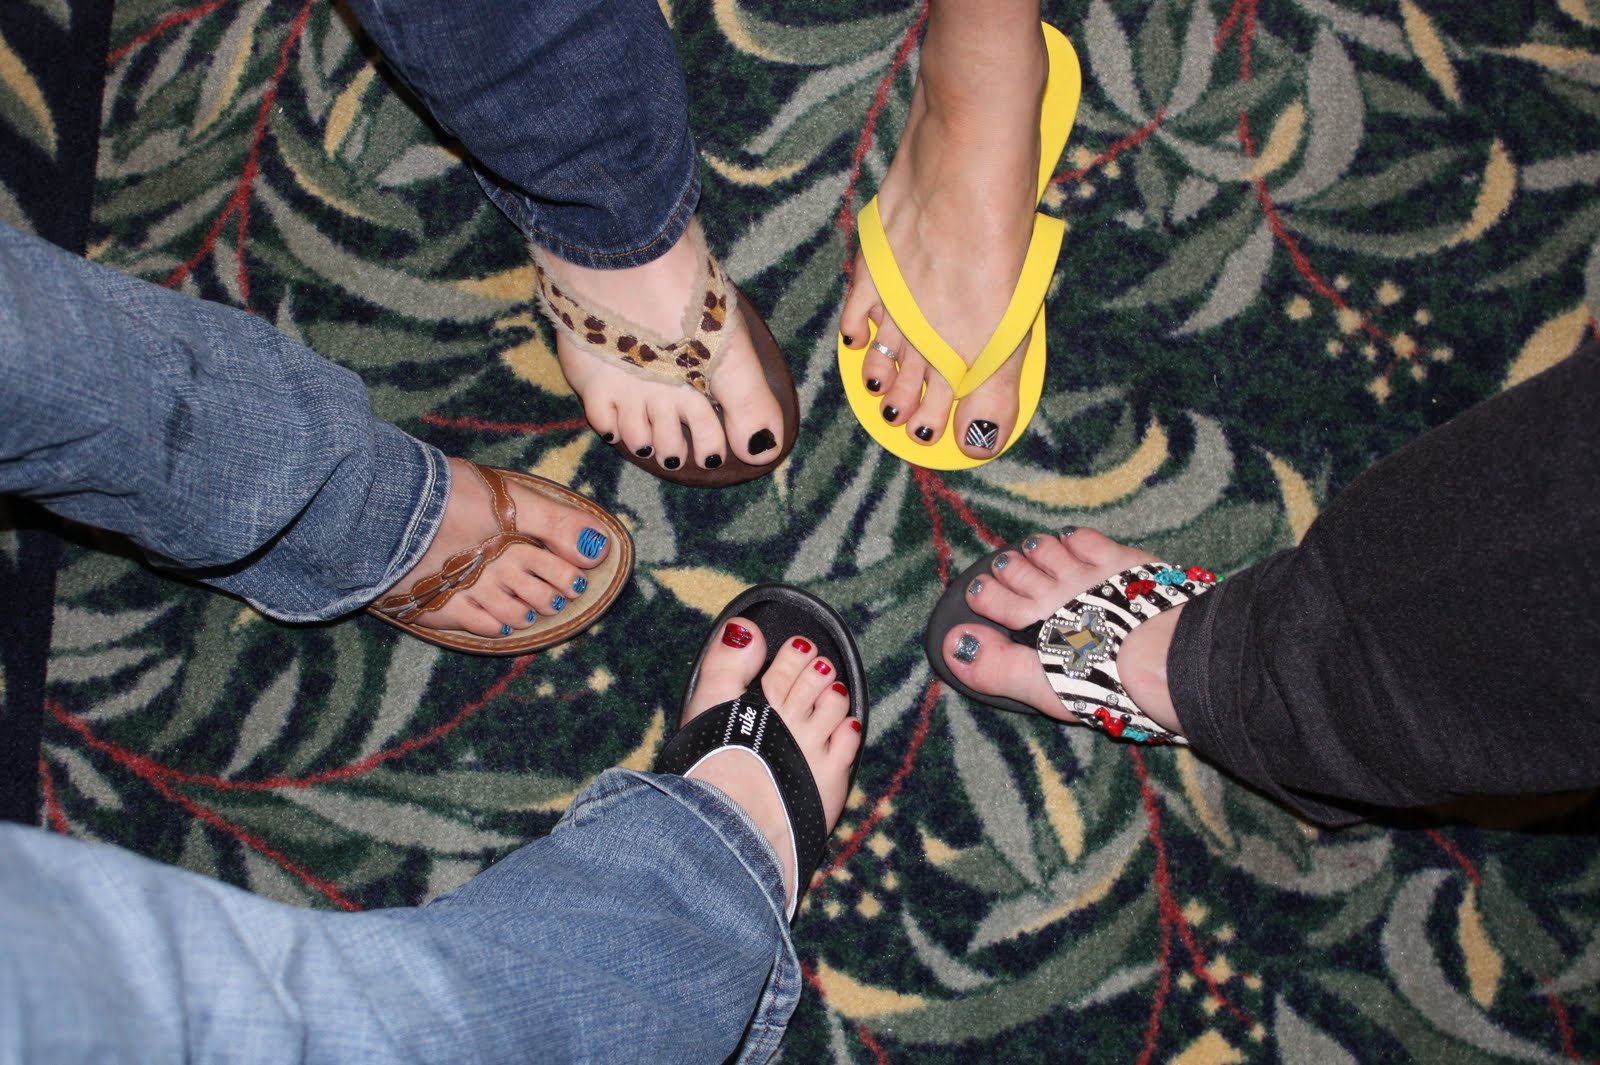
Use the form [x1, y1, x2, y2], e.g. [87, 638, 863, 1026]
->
[0, 224, 800, 1060]
[345, 0, 700, 267]
[0, 221, 447, 622]
[0, 770, 802, 1064]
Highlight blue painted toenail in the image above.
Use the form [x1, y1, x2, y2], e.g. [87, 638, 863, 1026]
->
[572, 576, 588, 595]
[500, 624, 512, 636]
[578, 528, 607, 559]
[526, 610, 537, 623]
[552, 595, 567, 612]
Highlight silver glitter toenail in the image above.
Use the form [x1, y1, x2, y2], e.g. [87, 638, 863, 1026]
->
[993, 554, 1010, 570]
[1023, 536, 1040, 551]
[1061, 525, 1078, 537]
[954, 633, 980, 664]
[968, 577, 985, 596]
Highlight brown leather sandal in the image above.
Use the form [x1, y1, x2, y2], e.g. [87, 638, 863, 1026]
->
[532, 221, 798, 488]
[366, 463, 633, 655]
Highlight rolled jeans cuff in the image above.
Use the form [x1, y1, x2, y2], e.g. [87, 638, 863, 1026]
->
[599, 769, 801, 1063]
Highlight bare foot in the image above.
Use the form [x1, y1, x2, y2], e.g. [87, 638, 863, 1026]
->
[681, 618, 861, 913]
[839, 14, 1047, 457]
[380, 458, 613, 639]
[539, 224, 785, 474]
[937, 529, 1186, 736]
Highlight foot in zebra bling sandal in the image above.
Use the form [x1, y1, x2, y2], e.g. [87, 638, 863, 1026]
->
[655, 584, 867, 921]
[923, 528, 1217, 745]
[532, 220, 799, 488]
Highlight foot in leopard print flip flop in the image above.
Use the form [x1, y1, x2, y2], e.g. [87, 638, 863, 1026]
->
[533, 220, 798, 487]
[924, 528, 1217, 744]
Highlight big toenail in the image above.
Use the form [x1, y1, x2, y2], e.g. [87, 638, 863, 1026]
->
[1023, 536, 1040, 551]
[722, 623, 755, 648]
[572, 576, 588, 595]
[814, 660, 832, 676]
[882, 405, 899, 421]
[994, 554, 1010, 570]
[664, 456, 682, 470]
[866, 378, 882, 393]
[551, 595, 567, 612]
[705, 454, 723, 469]
[577, 528, 607, 559]
[748, 429, 777, 455]
[968, 577, 984, 596]
[954, 633, 980, 663]
[635, 445, 653, 458]
[914, 426, 933, 442]
[791, 637, 812, 653]
[965, 420, 1000, 451]
[500, 624, 513, 636]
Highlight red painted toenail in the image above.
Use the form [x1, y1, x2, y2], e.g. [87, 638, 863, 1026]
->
[813, 660, 832, 676]
[849, 719, 862, 732]
[791, 637, 812, 653]
[722, 623, 754, 649]
[831, 682, 848, 697]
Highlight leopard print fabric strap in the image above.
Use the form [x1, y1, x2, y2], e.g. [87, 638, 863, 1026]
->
[531, 221, 733, 396]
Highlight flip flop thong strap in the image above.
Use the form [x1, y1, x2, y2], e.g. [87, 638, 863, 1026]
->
[653, 683, 829, 921]
[1033, 562, 1218, 745]
[857, 201, 1064, 399]
[369, 465, 544, 623]
[531, 222, 733, 397]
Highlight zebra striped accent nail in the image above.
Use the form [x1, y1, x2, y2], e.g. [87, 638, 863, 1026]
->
[965, 420, 999, 451]
[577, 528, 607, 559]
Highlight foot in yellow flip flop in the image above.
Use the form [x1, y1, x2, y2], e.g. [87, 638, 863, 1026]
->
[838, 15, 1080, 470]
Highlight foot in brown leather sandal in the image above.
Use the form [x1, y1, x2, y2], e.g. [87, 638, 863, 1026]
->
[366, 459, 633, 655]
[533, 220, 799, 488]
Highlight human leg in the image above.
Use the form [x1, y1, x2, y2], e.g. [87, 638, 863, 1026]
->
[928, 345, 1600, 824]
[343, 0, 791, 482]
[0, 603, 863, 1064]
[0, 221, 623, 645]
[838, 0, 1075, 465]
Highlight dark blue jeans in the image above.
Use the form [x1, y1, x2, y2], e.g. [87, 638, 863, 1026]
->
[346, 0, 700, 268]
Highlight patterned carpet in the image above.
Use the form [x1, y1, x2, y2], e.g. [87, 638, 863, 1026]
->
[6, 0, 1600, 1060]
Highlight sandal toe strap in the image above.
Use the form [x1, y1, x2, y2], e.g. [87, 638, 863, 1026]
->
[653, 684, 828, 921]
[1034, 563, 1218, 745]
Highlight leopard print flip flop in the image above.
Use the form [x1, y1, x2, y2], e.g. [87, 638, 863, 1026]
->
[532, 221, 798, 488]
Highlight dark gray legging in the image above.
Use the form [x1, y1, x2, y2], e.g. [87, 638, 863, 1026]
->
[1170, 344, 1600, 825]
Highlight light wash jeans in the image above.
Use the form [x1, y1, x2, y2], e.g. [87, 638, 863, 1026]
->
[344, 0, 700, 268]
[0, 221, 800, 1061]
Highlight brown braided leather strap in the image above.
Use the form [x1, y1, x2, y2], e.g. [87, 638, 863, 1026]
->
[531, 220, 733, 397]
[369, 465, 544, 623]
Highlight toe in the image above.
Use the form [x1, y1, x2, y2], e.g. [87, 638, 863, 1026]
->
[507, 485, 612, 569]
[762, 634, 819, 705]
[685, 617, 768, 720]
[711, 311, 785, 467]
[880, 343, 929, 427]
[862, 318, 905, 398]
[674, 389, 727, 470]
[942, 624, 1062, 718]
[906, 366, 953, 446]
[582, 395, 622, 447]
[964, 554, 1052, 630]
[952, 345, 1024, 458]
[647, 404, 692, 475]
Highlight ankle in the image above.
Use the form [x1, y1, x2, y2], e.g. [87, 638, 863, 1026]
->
[1118, 607, 1185, 737]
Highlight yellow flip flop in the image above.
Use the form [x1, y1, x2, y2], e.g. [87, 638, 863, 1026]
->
[838, 22, 1081, 471]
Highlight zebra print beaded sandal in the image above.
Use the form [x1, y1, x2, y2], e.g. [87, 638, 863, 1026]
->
[925, 545, 1216, 745]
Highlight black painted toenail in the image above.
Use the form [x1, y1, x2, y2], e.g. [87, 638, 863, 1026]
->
[601, 432, 615, 443]
[635, 445, 653, 458]
[842, 333, 855, 346]
[705, 454, 723, 469]
[748, 429, 777, 455]
[914, 425, 933, 442]
[866, 378, 881, 393]
[664, 456, 681, 470]
[882, 406, 899, 422]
